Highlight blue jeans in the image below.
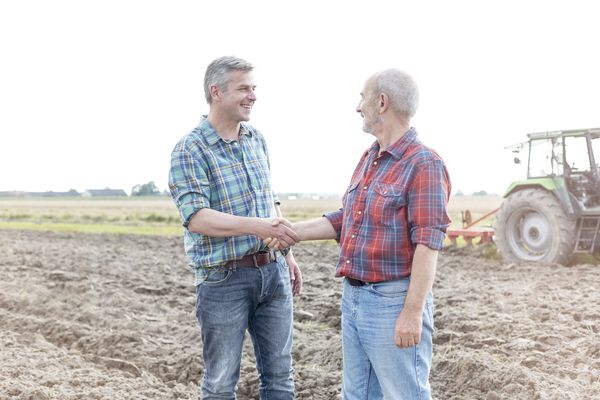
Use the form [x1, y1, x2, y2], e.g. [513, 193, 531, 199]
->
[195, 257, 294, 400]
[341, 278, 434, 400]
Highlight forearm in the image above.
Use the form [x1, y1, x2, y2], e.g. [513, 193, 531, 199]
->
[187, 208, 263, 237]
[404, 244, 438, 313]
[293, 217, 337, 241]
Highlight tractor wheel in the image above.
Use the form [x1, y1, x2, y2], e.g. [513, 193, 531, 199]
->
[495, 188, 576, 264]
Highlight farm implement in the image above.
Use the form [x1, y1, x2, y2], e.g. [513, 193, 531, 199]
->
[446, 208, 497, 246]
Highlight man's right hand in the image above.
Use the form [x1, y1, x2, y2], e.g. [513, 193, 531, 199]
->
[255, 218, 300, 249]
[264, 217, 339, 249]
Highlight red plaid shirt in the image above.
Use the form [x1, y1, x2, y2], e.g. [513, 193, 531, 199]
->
[324, 128, 451, 282]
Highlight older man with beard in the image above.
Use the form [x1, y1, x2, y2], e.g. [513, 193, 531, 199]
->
[273, 69, 451, 399]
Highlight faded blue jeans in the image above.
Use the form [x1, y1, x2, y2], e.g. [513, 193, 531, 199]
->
[341, 278, 434, 400]
[195, 257, 294, 399]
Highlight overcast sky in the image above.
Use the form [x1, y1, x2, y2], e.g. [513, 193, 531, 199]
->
[1, 0, 599, 195]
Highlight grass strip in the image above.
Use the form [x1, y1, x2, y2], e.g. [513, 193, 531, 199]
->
[0, 221, 181, 236]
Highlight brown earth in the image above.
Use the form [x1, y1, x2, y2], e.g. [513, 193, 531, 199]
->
[0, 230, 598, 399]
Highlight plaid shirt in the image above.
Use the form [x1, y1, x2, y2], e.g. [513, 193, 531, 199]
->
[324, 128, 451, 282]
[169, 117, 276, 282]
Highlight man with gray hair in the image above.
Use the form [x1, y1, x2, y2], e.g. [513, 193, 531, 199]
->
[275, 69, 451, 399]
[169, 56, 301, 399]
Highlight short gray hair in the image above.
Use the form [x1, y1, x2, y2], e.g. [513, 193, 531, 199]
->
[372, 69, 419, 118]
[204, 56, 254, 104]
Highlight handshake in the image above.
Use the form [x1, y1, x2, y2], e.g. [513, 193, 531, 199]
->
[258, 217, 300, 250]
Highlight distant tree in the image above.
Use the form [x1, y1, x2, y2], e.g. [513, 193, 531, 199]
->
[132, 181, 160, 196]
[454, 190, 464, 197]
[472, 190, 488, 196]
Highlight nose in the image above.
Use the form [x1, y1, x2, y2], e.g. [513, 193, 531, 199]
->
[356, 101, 362, 113]
[248, 88, 257, 101]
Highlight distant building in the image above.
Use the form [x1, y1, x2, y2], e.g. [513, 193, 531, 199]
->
[0, 190, 80, 197]
[27, 190, 80, 197]
[0, 191, 27, 197]
[82, 188, 127, 197]
[278, 193, 342, 201]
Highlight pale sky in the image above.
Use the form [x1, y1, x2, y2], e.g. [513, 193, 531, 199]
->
[1, 0, 599, 195]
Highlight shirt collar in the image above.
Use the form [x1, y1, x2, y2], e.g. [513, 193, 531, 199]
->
[198, 115, 252, 146]
[368, 127, 418, 160]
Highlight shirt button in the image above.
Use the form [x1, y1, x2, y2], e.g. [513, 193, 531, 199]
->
[374, 161, 378, 165]
[351, 234, 355, 238]
[363, 186, 367, 190]
[346, 260, 350, 264]
[358, 211, 362, 214]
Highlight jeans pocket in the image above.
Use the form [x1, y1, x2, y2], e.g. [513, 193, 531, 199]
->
[370, 279, 409, 298]
[277, 255, 288, 269]
[197, 267, 232, 285]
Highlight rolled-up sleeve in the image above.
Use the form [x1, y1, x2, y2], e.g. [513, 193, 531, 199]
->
[324, 208, 344, 242]
[168, 145, 211, 227]
[408, 160, 451, 250]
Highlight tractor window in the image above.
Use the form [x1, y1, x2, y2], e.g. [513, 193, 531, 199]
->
[528, 138, 562, 177]
[591, 136, 600, 169]
[564, 136, 591, 173]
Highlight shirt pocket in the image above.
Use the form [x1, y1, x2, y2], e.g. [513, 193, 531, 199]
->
[210, 162, 249, 211]
[245, 156, 274, 217]
[342, 181, 360, 209]
[372, 182, 406, 226]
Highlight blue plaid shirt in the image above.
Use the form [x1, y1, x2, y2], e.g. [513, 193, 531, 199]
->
[169, 117, 277, 283]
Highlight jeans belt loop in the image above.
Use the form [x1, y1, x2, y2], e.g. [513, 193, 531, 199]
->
[252, 253, 259, 267]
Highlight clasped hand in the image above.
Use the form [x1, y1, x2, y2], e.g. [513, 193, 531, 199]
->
[259, 218, 299, 249]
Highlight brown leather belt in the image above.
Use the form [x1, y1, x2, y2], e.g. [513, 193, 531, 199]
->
[346, 277, 371, 286]
[224, 251, 276, 268]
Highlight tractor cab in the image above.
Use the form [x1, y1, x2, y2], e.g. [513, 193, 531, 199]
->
[496, 128, 600, 264]
[511, 128, 600, 209]
[560, 131, 600, 208]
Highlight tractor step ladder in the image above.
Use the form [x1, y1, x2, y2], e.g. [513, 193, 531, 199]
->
[574, 216, 600, 253]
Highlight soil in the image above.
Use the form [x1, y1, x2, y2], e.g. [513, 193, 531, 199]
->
[1, 230, 598, 399]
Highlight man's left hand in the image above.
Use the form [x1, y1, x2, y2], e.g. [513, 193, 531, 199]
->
[394, 308, 422, 348]
[286, 252, 302, 296]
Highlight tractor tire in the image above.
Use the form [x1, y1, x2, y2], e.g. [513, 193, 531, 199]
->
[495, 188, 576, 264]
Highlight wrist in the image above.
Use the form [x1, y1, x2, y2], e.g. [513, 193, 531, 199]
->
[403, 301, 424, 315]
[292, 223, 304, 241]
[247, 217, 266, 236]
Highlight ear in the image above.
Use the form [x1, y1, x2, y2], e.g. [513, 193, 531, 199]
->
[209, 85, 220, 102]
[379, 93, 390, 113]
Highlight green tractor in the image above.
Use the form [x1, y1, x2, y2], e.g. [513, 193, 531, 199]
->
[495, 128, 600, 264]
